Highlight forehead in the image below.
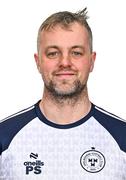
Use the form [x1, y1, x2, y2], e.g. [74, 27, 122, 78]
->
[40, 23, 89, 48]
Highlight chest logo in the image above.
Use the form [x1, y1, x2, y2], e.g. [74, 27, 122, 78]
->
[24, 153, 44, 175]
[80, 147, 105, 173]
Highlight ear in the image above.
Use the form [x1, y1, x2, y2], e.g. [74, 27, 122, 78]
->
[90, 52, 96, 72]
[34, 53, 41, 73]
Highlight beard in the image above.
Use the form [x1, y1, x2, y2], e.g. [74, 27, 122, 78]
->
[44, 78, 87, 103]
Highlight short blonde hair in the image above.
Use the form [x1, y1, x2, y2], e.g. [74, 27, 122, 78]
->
[37, 8, 93, 53]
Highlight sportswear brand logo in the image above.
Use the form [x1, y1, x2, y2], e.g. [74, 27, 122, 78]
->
[24, 153, 44, 175]
[80, 147, 106, 173]
[30, 152, 38, 159]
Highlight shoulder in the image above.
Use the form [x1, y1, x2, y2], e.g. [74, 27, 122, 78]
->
[92, 104, 126, 152]
[0, 103, 37, 154]
[0, 104, 36, 128]
[93, 104, 126, 125]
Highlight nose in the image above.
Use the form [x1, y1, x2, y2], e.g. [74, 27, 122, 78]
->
[59, 53, 72, 68]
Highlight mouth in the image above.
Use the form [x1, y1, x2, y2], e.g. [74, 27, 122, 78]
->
[55, 72, 76, 79]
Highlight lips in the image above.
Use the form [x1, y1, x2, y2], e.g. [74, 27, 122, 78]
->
[54, 71, 76, 79]
[55, 72, 75, 76]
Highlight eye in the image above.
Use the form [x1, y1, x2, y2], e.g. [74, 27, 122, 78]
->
[72, 51, 83, 57]
[46, 51, 60, 59]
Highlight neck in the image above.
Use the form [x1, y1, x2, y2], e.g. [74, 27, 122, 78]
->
[39, 88, 91, 125]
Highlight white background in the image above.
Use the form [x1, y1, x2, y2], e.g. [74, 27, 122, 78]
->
[0, 0, 126, 120]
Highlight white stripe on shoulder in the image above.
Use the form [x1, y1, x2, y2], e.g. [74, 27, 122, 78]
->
[0, 105, 35, 123]
[95, 105, 126, 122]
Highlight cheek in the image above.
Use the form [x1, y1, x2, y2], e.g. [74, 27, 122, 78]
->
[77, 60, 91, 71]
[40, 61, 56, 77]
[76, 61, 92, 78]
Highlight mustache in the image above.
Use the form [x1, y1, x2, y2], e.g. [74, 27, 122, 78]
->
[52, 67, 77, 75]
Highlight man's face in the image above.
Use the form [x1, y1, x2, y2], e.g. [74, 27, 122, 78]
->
[34, 22, 96, 97]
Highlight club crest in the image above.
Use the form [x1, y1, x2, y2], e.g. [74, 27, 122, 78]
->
[80, 147, 105, 173]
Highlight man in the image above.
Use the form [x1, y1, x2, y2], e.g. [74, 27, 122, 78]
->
[0, 8, 126, 180]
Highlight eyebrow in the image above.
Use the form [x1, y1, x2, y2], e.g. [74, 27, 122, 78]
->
[45, 46, 59, 50]
[45, 45, 84, 50]
[71, 45, 84, 49]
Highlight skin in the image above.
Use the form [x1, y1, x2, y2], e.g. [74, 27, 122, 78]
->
[34, 22, 96, 124]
